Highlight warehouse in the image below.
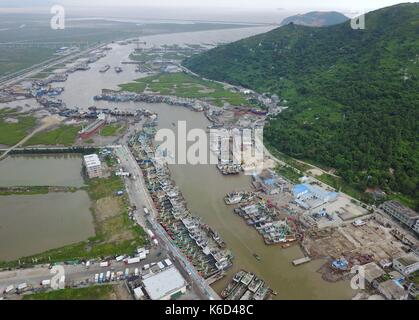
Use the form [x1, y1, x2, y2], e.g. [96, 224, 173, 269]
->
[142, 265, 187, 300]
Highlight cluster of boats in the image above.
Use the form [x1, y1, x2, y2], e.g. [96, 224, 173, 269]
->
[224, 191, 258, 205]
[221, 270, 274, 300]
[94, 90, 210, 112]
[131, 116, 233, 279]
[234, 203, 297, 245]
[216, 163, 242, 175]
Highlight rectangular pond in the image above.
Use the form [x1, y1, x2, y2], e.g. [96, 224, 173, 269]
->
[0, 190, 95, 261]
[0, 154, 85, 187]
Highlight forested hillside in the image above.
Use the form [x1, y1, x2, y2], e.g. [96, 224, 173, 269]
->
[280, 11, 348, 27]
[184, 3, 419, 207]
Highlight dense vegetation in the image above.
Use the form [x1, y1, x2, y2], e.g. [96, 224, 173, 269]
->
[280, 11, 348, 27]
[184, 4, 419, 208]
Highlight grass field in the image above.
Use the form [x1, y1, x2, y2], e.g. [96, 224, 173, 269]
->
[23, 285, 115, 300]
[275, 165, 302, 184]
[119, 72, 249, 107]
[0, 109, 37, 146]
[100, 124, 125, 137]
[24, 125, 81, 146]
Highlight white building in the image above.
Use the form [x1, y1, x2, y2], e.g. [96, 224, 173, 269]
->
[142, 265, 187, 300]
[84, 154, 102, 179]
[393, 253, 419, 276]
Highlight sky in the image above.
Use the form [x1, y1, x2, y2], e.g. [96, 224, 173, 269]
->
[0, 0, 412, 10]
[0, 0, 414, 23]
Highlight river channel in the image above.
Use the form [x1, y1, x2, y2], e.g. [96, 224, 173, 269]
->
[1, 26, 355, 298]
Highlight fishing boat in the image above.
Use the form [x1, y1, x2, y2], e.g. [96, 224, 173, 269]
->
[253, 253, 261, 261]
[99, 65, 110, 73]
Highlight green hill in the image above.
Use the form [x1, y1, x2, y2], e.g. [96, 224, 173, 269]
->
[183, 3, 419, 207]
[280, 11, 348, 27]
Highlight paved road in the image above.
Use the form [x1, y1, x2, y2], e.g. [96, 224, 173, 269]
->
[0, 250, 161, 298]
[114, 144, 220, 300]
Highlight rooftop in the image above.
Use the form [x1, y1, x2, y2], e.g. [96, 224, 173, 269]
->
[363, 262, 385, 283]
[83, 154, 101, 168]
[395, 253, 419, 267]
[142, 266, 186, 300]
[378, 279, 407, 300]
[381, 201, 419, 219]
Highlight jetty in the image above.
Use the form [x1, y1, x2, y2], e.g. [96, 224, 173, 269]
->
[292, 257, 311, 266]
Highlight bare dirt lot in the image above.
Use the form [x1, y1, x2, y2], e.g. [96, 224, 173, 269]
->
[95, 196, 123, 222]
[303, 218, 407, 261]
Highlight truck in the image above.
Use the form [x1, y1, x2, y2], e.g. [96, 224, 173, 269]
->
[146, 229, 155, 239]
[100, 261, 110, 267]
[105, 271, 111, 282]
[41, 280, 51, 287]
[134, 268, 139, 276]
[17, 283, 28, 293]
[99, 273, 104, 283]
[4, 285, 14, 294]
[116, 271, 124, 280]
[126, 257, 140, 265]
[116, 255, 125, 262]
[94, 274, 99, 283]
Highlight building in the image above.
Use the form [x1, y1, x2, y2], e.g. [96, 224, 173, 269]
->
[292, 183, 338, 210]
[379, 201, 419, 232]
[83, 154, 102, 179]
[378, 280, 408, 300]
[142, 265, 187, 300]
[393, 253, 419, 276]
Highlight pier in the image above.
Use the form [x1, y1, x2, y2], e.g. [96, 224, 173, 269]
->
[292, 257, 311, 266]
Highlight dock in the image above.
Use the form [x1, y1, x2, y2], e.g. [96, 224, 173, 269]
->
[292, 257, 311, 266]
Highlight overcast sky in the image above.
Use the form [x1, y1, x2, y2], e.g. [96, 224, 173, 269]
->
[59, 0, 410, 10]
[0, 0, 411, 10]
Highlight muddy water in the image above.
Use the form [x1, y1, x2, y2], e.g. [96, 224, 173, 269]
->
[0, 191, 94, 261]
[0, 154, 84, 187]
[2, 27, 355, 298]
